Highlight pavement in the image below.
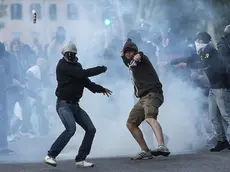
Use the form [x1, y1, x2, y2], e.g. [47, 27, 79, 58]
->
[1, 152, 230, 172]
[1, 137, 230, 172]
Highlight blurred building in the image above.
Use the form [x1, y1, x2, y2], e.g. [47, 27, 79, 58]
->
[0, 0, 80, 45]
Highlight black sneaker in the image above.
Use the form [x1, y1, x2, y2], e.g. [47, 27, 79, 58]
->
[210, 140, 230, 152]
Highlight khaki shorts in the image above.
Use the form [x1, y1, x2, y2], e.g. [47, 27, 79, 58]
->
[127, 92, 164, 126]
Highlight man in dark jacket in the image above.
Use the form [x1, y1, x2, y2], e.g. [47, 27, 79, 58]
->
[121, 39, 170, 160]
[171, 32, 230, 152]
[44, 42, 112, 167]
[217, 24, 230, 140]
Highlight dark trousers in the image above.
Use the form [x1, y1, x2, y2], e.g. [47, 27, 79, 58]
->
[0, 103, 8, 150]
[48, 100, 96, 162]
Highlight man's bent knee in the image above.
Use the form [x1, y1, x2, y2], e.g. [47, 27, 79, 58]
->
[66, 125, 76, 136]
[87, 126, 96, 135]
[126, 122, 138, 131]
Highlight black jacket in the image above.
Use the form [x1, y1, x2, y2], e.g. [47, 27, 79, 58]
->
[171, 43, 229, 89]
[55, 58, 106, 101]
[198, 44, 228, 89]
[217, 34, 230, 87]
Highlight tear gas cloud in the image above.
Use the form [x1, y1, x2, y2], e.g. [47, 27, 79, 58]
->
[8, 0, 211, 162]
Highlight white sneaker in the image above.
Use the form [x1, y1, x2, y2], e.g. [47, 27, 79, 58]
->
[75, 160, 94, 167]
[44, 155, 57, 167]
[151, 145, 170, 157]
[131, 150, 153, 160]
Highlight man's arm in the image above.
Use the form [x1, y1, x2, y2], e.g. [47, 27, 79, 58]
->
[84, 78, 105, 93]
[60, 62, 107, 78]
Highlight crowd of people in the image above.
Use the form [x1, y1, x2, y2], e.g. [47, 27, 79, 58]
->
[0, 26, 67, 154]
[1, 22, 230, 167]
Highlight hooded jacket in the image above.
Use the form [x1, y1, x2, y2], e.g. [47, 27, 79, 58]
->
[55, 58, 106, 101]
[121, 40, 162, 98]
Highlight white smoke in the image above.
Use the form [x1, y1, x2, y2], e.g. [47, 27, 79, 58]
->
[7, 0, 211, 162]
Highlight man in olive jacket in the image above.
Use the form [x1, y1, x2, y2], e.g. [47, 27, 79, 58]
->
[121, 38, 170, 160]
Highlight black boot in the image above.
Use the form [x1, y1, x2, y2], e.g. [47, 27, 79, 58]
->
[210, 140, 230, 152]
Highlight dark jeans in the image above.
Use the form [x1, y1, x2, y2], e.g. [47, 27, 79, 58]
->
[48, 100, 96, 162]
[0, 102, 8, 150]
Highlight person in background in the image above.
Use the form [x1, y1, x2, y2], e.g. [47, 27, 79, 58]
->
[171, 32, 230, 151]
[0, 42, 13, 154]
[32, 37, 43, 58]
[120, 39, 170, 160]
[26, 58, 49, 136]
[102, 37, 126, 79]
[193, 32, 230, 151]
[217, 24, 230, 142]
[6, 39, 32, 139]
[44, 42, 112, 167]
[22, 44, 36, 68]
[47, 26, 66, 74]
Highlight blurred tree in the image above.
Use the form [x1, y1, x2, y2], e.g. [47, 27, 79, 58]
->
[0, 0, 7, 30]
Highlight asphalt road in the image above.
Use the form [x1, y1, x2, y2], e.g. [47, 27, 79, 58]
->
[1, 151, 230, 172]
[1, 137, 230, 172]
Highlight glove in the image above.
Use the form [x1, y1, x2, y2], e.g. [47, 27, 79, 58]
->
[99, 66, 107, 72]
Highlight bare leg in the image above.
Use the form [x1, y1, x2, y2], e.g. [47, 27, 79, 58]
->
[126, 122, 149, 151]
[145, 118, 164, 145]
